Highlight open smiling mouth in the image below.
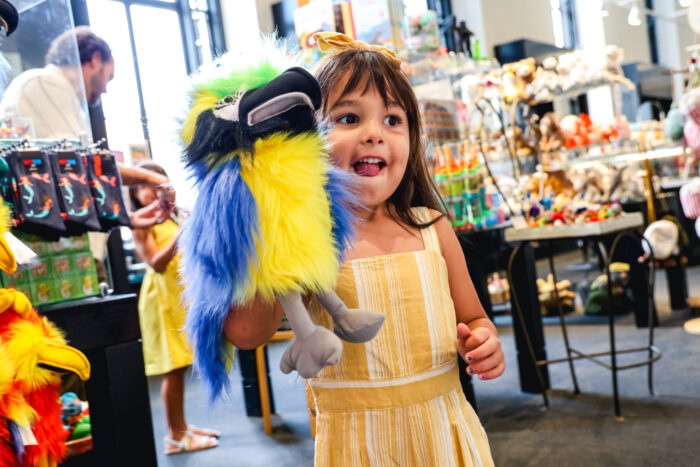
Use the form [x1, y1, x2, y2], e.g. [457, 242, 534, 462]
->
[352, 157, 386, 177]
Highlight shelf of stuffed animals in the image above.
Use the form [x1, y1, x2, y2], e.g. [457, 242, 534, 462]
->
[564, 144, 686, 171]
[529, 80, 632, 106]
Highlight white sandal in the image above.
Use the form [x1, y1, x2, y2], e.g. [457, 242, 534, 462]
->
[164, 431, 218, 455]
[188, 424, 221, 438]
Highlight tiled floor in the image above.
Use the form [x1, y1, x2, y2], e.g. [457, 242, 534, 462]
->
[146, 256, 700, 466]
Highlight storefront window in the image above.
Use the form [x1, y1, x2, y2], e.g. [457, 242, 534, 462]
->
[85, 0, 221, 207]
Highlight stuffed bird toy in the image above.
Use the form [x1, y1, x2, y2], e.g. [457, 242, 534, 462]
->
[180, 44, 385, 401]
[0, 200, 90, 467]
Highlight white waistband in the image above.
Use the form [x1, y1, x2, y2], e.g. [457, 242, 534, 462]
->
[308, 359, 457, 389]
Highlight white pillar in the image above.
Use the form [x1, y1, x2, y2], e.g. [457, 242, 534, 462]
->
[576, 0, 615, 124]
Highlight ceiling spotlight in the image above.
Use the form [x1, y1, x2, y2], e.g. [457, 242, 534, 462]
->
[679, 0, 693, 8]
[628, 5, 641, 26]
[600, 0, 610, 17]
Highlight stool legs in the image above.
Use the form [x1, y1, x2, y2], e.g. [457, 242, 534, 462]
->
[547, 242, 580, 395]
[255, 345, 273, 434]
[598, 240, 621, 418]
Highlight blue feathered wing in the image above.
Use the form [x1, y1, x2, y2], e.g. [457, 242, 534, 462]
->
[181, 157, 258, 403]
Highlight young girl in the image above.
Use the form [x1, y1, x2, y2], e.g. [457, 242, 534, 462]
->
[130, 161, 220, 455]
[226, 34, 504, 465]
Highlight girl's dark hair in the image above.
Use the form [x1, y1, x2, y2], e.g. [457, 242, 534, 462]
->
[314, 49, 444, 229]
[128, 160, 168, 211]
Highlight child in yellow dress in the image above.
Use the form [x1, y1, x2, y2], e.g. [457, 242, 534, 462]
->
[130, 161, 220, 455]
[224, 34, 504, 465]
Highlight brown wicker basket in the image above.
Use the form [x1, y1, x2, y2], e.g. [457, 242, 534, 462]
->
[65, 435, 93, 458]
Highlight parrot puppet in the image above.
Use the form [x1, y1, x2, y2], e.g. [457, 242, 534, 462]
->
[0, 199, 90, 467]
[180, 43, 386, 402]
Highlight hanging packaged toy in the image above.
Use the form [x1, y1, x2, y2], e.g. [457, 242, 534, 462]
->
[6, 149, 66, 239]
[48, 149, 101, 235]
[84, 151, 130, 230]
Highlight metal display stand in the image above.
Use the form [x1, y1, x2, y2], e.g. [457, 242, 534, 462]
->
[504, 213, 662, 417]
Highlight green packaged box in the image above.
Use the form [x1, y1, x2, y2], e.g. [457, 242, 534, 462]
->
[73, 252, 98, 298]
[51, 235, 90, 255]
[51, 256, 73, 278]
[3, 268, 34, 303]
[56, 276, 81, 301]
[29, 259, 54, 305]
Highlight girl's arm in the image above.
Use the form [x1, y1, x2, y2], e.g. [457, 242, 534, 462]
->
[224, 297, 286, 350]
[432, 211, 505, 380]
[132, 227, 179, 274]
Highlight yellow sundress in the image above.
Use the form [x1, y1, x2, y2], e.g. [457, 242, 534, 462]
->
[137, 219, 193, 376]
[308, 207, 494, 466]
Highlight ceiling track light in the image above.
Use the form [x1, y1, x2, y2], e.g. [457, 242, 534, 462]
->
[628, 4, 642, 26]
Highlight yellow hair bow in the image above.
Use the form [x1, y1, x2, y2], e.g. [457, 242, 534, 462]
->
[312, 31, 401, 67]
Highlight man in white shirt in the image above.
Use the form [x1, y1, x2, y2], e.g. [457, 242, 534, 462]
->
[0, 26, 114, 139]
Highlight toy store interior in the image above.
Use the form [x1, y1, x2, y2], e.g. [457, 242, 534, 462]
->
[0, 0, 699, 466]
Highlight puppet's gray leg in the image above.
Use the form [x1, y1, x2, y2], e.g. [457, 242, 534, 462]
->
[278, 291, 343, 378]
[315, 290, 385, 344]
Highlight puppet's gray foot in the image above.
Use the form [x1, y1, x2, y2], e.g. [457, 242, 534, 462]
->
[333, 310, 386, 344]
[315, 290, 386, 344]
[279, 326, 343, 378]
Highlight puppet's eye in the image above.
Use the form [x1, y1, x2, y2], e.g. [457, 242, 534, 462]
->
[215, 95, 237, 109]
[214, 93, 242, 122]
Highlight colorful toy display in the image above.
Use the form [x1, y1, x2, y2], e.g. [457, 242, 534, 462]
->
[433, 142, 507, 230]
[680, 178, 700, 219]
[402, 10, 440, 53]
[179, 38, 385, 402]
[60, 392, 91, 441]
[1, 233, 98, 306]
[487, 273, 510, 305]
[537, 274, 576, 315]
[0, 199, 91, 466]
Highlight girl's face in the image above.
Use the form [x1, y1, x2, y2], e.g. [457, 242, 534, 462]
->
[134, 184, 156, 207]
[326, 77, 410, 211]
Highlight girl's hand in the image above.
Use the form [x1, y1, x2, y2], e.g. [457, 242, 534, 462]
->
[130, 201, 169, 229]
[457, 323, 505, 380]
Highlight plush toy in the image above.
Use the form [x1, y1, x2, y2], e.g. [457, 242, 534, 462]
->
[506, 125, 535, 157]
[602, 45, 635, 91]
[532, 56, 560, 102]
[179, 43, 386, 401]
[539, 112, 565, 153]
[559, 114, 589, 149]
[0, 200, 90, 467]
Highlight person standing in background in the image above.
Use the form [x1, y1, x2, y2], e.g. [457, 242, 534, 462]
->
[129, 160, 220, 455]
[0, 25, 113, 139]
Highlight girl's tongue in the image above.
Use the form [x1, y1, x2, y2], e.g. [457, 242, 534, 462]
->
[353, 160, 383, 177]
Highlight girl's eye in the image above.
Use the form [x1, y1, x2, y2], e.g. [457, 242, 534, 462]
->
[384, 115, 402, 126]
[336, 114, 358, 125]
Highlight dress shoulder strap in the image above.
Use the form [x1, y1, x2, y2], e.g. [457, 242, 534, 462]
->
[411, 207, 441, 253]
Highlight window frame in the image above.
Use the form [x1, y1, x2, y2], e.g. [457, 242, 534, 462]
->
[72, 0, 226, 142]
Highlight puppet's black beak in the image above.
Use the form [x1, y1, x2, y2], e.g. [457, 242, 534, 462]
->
[0, 0, 18, 36]
[238, 66, 321, 138]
